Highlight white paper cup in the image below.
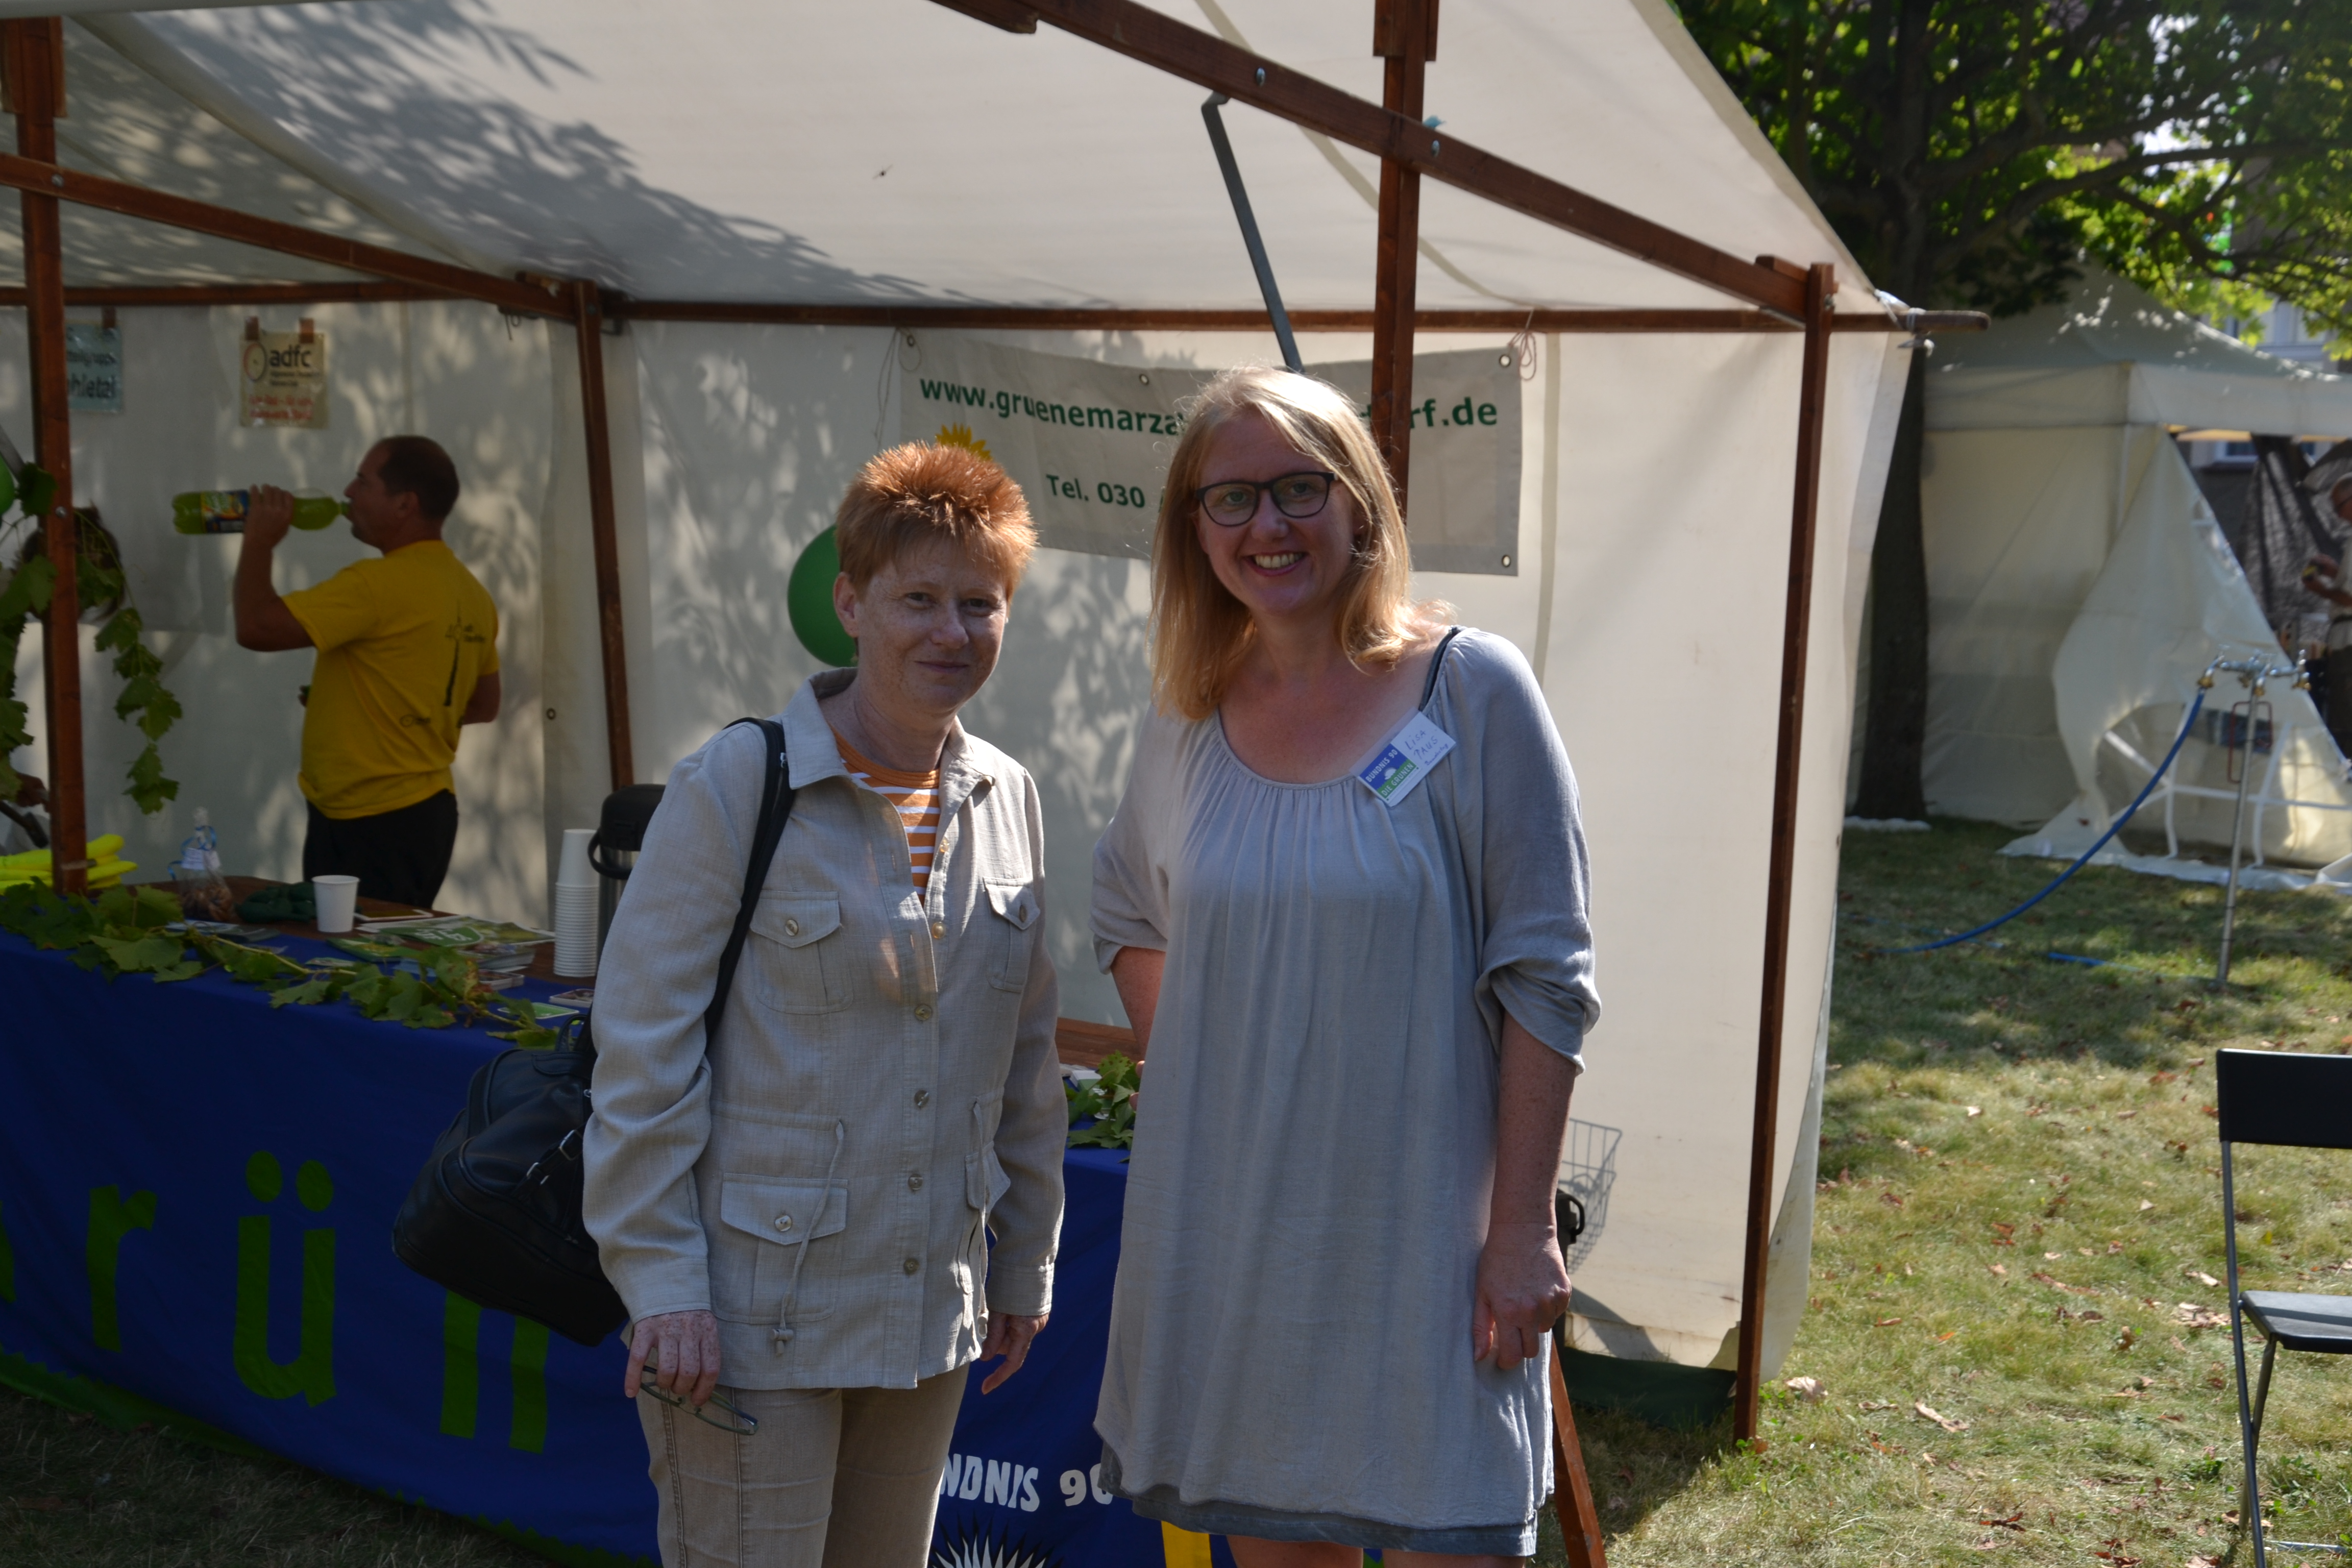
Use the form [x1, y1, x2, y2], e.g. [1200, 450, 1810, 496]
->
[312, 874, 360, 934]
[558, 827, 595, 888]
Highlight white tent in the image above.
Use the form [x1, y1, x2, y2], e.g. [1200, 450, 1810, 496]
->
[2, 0, 1912, 1408]
[1920, 272, 2352, 865]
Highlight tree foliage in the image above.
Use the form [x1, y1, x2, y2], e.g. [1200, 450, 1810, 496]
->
[1676, 0, 2352, 338]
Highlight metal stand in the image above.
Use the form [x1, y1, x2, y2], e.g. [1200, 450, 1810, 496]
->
[2209, 655, 2309, 988]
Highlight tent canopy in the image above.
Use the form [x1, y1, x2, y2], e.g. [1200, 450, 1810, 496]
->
[5, 0, 1884, 317]
[1928, 271, 2352, 436]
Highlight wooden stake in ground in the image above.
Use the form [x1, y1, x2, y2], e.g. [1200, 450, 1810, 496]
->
[1550, 1338, 1608, 1568]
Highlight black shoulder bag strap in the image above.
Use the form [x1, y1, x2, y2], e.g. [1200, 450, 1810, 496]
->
[702, 716, 796, 1048]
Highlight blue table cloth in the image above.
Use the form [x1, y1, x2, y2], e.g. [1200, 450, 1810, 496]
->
[0, 928, 1190, 1566]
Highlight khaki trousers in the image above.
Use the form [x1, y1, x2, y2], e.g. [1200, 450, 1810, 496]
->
[638, 1363, 969, 1567]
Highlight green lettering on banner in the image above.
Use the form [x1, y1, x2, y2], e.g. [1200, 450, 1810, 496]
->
[86, 1186, 157, 1351]
[0, 1198, 15, 1302]
[233, 1152, 335, 1406]
[441, 1292, 482, 1438]
[509, 1317, 550, 1453]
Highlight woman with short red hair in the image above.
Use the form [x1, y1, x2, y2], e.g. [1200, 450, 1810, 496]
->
[585, 442, 1065, 1568]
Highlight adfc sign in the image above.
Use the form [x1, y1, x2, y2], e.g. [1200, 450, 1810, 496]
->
[240, 317, 330, 429]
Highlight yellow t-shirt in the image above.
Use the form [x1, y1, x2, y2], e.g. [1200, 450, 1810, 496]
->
[283, 539, 499, 819]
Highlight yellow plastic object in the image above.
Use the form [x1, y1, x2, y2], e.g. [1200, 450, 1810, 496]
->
[0, 835, 134, 888]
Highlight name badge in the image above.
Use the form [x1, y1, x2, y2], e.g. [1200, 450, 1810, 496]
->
[1357, 712, 1458, 807]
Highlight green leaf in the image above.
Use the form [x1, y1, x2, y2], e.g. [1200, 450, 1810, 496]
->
[18, 464, 58, 520]
[0, 555, 54, 621]
[92, 932, 190, 974]
[125, 744, 179, 815]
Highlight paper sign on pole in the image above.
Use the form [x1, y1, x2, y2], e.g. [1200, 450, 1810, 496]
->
[239, 317, 330, 429]
[65, 323, 122, 413]
[900, 337, 1520, 575]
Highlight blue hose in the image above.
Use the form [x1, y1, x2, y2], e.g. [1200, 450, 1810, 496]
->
[1872, 688, 2208, 955]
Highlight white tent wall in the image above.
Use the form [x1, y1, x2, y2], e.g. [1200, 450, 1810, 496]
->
[2024, 431, 2352, 867]
[535, 315, 1904, 1373]
[7, 300, 557, 922]
[1921, 423, 2129, 824]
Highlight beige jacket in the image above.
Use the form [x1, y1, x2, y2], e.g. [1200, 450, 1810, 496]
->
[582, 671, 1065, 1389]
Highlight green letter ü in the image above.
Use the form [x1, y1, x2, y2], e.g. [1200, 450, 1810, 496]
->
[233, 1152, 335, 1406]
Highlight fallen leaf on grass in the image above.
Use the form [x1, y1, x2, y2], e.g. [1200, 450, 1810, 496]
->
[2032, 1270, 2102, 1296]
[1881, 1191, 1907, 1208]
[1990, 1263, 2009, 1277]
[2175, 1303, 2227, 1329]
[1914, 1400, 1969, 1432]
[1980, 1512, 2025, 1531]
[1858, 1400, 1898, 1412]
[2116, 1109, 2138, 1119]
[2139, 1199, 2157, 1211]
[2187, 1557, 2221, 1568]
[1784, 1376, 1824, 1402]
[2046, 1251, 2065, 1260]
[2184, 1268, 2221, 1288]
[2150, 1071, 2177, 1086]
[2160, 1413, 2186, 1422]
[1875, 1316, 1905, 1327]
[2093, 1538, 2142, 1566]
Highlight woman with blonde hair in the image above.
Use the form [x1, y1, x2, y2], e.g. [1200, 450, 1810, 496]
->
[585, 442, 1065, 1568]
[1091, 367, 1599, 1565]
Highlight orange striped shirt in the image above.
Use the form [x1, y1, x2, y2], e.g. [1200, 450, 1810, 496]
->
[833, 731, 943, 893]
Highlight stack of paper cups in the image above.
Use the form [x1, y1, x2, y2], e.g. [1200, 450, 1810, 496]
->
[554, 828, 599, 979]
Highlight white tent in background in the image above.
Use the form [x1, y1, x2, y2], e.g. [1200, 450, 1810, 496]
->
[2, 1, 1911, 1402]
[1919, 272, 2352, 866]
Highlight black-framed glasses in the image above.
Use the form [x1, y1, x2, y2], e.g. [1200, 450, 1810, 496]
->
[1195, 471, 1336, 527]
[639, 1360, 758, 1435]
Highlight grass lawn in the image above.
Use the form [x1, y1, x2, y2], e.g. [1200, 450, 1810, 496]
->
[1554, 818, 2352, 1567]
[12, 817, 2352, 1565]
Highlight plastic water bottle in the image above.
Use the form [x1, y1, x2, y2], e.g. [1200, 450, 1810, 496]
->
[171, 807, 236, 921]
[172, 489, 347, 535]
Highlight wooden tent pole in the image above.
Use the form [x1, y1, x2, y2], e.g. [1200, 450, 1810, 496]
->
[570, 280, 633, 792]
[6, 17, 82, 896]
[1734, 261, 1836, 1442]
[1368, 0, 1432, 504]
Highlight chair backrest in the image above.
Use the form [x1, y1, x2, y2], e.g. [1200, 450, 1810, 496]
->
[2216, 1048, 2352, 1150]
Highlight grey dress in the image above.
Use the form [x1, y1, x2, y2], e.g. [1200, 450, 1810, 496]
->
[1089, 628, 1600, 1554]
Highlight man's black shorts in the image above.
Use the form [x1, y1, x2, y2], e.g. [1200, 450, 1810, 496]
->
[303, 790, 458, 911]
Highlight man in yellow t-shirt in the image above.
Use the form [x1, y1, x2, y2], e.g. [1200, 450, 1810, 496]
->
[233, 435, 500, 909]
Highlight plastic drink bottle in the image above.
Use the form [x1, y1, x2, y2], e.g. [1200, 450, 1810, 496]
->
[172, 489, 347, 534]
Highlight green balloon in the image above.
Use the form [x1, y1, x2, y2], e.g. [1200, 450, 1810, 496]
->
[788, 525, 857, 668]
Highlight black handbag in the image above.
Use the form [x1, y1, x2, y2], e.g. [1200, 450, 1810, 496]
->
[391, 718, 797, 1345]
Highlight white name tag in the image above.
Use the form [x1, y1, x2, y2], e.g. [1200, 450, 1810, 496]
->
[1357, 712, 1458, 806]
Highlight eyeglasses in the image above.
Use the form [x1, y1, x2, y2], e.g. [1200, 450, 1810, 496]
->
[639, 1359, 759, 1435]
[1194, 471, 1336, 527]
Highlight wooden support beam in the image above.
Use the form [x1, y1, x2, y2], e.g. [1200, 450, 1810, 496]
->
[1734, 261, 1837, 1442]
[6, 17, 82, 897]
[0, 151, 568, 319]
[0, 281, 463, 308]
[928, 0, 1806, 316]
[610, 300, 1986, 334]
[571, 280, 633, 792]
[1551, 1342, 1608, 1568]
[1368, 0, 1432, 505]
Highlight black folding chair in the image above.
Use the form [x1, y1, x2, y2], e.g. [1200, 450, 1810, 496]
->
[2217, 1048, 2352, 1564]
